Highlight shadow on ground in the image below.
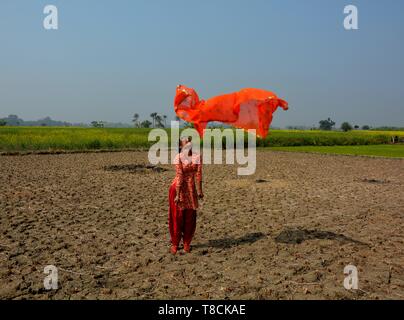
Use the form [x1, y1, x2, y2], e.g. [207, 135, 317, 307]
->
[275, 228, 368, 245]
[104, 164, 167, 173]
[193, 232, 267, 250]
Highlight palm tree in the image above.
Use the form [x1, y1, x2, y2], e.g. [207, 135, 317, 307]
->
[150, 112, 157, 128]
[155, 114, 164, 128]
[132, 113, 139, 127]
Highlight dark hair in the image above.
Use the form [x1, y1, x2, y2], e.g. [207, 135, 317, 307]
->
[178, 137, 192, 155]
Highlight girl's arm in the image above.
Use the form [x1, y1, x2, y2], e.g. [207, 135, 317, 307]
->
[196, 155, 203, 198]
[175, 156, 183, 201]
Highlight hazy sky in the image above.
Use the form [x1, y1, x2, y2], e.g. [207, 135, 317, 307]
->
[0, 0, 403, 127]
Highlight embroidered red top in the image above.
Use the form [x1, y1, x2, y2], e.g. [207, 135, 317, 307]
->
[173, 153, 202, 210]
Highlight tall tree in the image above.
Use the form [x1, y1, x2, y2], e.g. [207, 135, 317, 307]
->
[150, 113, 157, 128]
[132, 113, 139, 127]
[155, 114, 164, 128]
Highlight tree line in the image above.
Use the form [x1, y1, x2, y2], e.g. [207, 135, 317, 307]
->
[318, 118, 371, 132]
[0, 114, 402, 132]
[130, 113, 174, 128]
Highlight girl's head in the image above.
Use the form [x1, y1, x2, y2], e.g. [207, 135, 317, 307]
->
[179, 136, 193, 154]
[178, 137, 189, 153]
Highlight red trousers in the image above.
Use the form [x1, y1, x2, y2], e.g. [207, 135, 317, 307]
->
[168, 182, 197, 247]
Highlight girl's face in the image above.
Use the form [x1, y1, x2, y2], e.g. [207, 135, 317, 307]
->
[180, 138, 189, 148]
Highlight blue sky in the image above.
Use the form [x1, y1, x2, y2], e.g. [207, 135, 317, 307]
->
[0, 0, 403, 127]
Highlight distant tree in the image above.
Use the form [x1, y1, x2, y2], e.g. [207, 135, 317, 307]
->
[372, 126, 404, 131]
[354, 125, 360, 130]
[150, 113, 157, 128]
[362, 125, 370, 130]
[140, 120, 152, 128]
[91, 121, 104, 128]
[319, 118, 335, 131]
[155, 114, 164, 128]
[341, 122, 353, 132]
[0, 119, 6, 126]
[287, 125, 310, 130]
[2, 114, 23, 126]
[132, 113, 139, 127]
[7, 115, 19, 121]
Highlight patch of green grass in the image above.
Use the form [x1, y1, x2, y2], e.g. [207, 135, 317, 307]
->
[0, 127, 404, 152]
[259, 130, 404, 147]
[269, 145, 404, 158]
[0, 127, 155, 151]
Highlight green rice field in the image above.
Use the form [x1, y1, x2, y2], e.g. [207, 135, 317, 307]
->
[269, 145, 404, 158]
[0, 127, 403, 158]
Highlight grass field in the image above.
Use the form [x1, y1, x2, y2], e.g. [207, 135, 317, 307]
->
[262, 129, 404, 147]
[0, 127, 153, 151]
[0, 127, 403, 156]
[269, 145, 404, 158]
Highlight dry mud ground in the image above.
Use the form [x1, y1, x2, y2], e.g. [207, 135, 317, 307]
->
[0, 151, 403, 300]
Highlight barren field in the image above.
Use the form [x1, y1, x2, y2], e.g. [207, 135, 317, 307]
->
[0, 151, 403, 299]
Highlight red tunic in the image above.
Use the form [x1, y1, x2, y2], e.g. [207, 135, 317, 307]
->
[168, 153, 202, 248]
[172, 153, 202, 210]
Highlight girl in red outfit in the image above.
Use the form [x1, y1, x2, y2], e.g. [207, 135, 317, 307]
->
[168, 137, 203, 254]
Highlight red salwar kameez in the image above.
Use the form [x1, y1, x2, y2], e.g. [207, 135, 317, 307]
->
[169, 152, 202, 252]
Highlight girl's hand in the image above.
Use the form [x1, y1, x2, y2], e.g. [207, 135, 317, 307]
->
[174, 195, 179, 203]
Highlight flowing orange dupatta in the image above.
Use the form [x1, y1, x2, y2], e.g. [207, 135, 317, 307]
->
[174, 85, 288, 138]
